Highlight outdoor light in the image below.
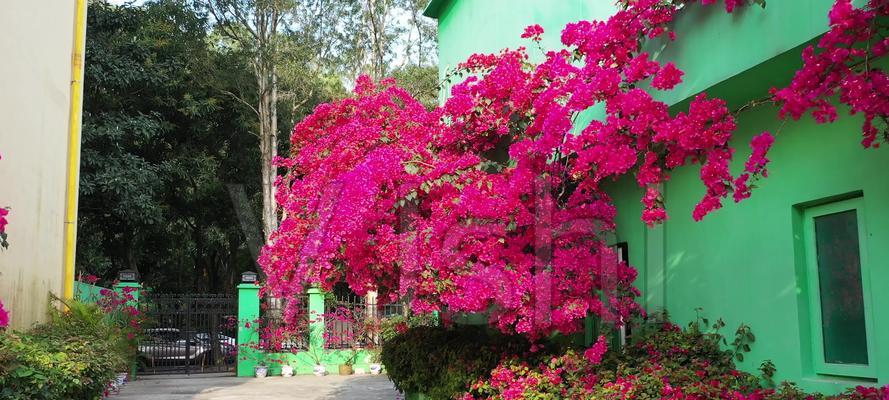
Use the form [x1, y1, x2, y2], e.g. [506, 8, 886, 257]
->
[241, 271, 258, 283]
[118, 269, 138, 282]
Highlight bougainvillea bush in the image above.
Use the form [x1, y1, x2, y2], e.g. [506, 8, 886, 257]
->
[461, 319, 889, 400]
[260, 0, 887, 342]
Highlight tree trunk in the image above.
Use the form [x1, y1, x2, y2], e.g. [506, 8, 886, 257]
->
[257, 8, 279, 241]
[257, 57, 279, 240]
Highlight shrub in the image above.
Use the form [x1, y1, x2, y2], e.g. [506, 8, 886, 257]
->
[0, 299, 133, 400]
[381, 325, 529, 400]
[377, 313, 438, 343]
[0, 331, 122, 400]
[462, 318, 889, 400]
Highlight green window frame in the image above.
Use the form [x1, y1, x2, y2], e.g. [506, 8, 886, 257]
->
[803, 197, 876, 378]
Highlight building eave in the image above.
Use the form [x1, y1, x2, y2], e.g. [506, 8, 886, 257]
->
[422, 0, 450, 19]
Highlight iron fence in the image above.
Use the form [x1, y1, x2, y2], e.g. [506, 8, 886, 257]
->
[262, 295, 310, 352]
[324, 296, 406, 349]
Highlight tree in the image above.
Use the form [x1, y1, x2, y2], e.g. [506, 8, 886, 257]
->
[298, 0, 436, 85]
[202, 0, 438, 239]
[204, 0, 290, 239]
[79, 0, 434, 292]
[80, 1, 267, 292]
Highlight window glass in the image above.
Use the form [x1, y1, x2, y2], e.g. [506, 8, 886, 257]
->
[813, 210, 868, 365]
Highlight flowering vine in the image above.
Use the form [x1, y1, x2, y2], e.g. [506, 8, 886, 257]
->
[771, 0, 889, 148]
[260, 0, 886, 341]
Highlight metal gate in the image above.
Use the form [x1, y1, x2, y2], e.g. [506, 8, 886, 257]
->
[138, 294, 237, 375]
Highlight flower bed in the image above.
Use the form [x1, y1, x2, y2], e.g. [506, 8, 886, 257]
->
[385, 318, 889, 400]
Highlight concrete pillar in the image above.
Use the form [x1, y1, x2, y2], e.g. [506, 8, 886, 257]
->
[112, 281, 142, 378]
[113, 281, 141, 303]
[307, 287, 326, 356]
[236, 282, 261, 377]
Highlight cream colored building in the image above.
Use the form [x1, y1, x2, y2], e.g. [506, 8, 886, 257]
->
[0, 1, 87, 329]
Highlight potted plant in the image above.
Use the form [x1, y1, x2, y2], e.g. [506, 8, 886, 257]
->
[366, 350, 382, 374]
[268, 355, 291, 377]
[254, 364, 269, 378]
[338, 360, 354, 375]
[238, 343, 269, 378]
[337, 348, 359, 375]
[362, 317, 385, 374]
[304, 346, 327, 376]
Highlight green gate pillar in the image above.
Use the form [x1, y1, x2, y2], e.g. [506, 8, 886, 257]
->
[113, 281, 142, 378]
[307, 288, 326, 359]
[237, 282, 261, 377]
[113, 281, 142, 303]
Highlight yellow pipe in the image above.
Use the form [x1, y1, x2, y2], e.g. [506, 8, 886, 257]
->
[63, 0, 88, 300]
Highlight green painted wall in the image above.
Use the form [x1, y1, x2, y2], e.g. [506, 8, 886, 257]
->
[74, 281, 107, 304]
[432, 0, 836, 107]
[654, 102, 889, 393]
[429, 0, 889, 393]
[436, 0, 614, 72]
[606, 55, 889, 391]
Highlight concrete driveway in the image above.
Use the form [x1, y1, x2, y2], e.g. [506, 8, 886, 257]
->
[113, 374, 403, 400]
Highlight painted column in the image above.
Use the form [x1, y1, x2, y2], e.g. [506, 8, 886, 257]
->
[112, 281, 142, 378]
[307, 287, 326, 365]
[113, 281, 142, 303]
[237, 282, 261, 377]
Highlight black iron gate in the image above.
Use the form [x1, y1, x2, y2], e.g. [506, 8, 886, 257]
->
[139, 294, 237, 375]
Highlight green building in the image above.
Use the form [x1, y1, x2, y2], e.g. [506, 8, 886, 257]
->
[424, 0, 889, 393]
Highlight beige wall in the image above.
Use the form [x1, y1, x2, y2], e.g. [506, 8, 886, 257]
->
[0, 2, 81, 329]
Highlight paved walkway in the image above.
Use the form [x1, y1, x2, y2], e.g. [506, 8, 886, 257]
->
[113, 374, 403, 400]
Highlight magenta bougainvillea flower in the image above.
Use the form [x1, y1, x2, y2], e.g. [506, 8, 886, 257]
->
[0, 299, 10, 328]
[260, 0, 886, 340]
[0, 208, 8, 234]
[771, 0, 889, 148]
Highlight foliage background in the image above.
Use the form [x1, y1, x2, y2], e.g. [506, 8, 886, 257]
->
[77, 0, 437, 293]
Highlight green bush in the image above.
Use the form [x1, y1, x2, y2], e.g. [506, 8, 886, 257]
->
[378, 313, 438, 343]
[381, 325, 529, 400]
[0, 299, 131, 400]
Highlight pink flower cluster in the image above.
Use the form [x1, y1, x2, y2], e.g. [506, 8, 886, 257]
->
[521, 24, 544, 42]
[583, 335, 608, 365]
[771, 0, 889, 148]
[261, 0, 793, 339]
[700, 0, 747, 13]
[96, 286, 143, 341]
[0, 208, 8, 234]
[0, 299, 9, 328]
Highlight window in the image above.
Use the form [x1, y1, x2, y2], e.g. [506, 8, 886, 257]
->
[803, 197, 875, 378]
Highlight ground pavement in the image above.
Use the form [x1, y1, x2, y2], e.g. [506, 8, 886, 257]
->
[113, 373, 403, 400]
